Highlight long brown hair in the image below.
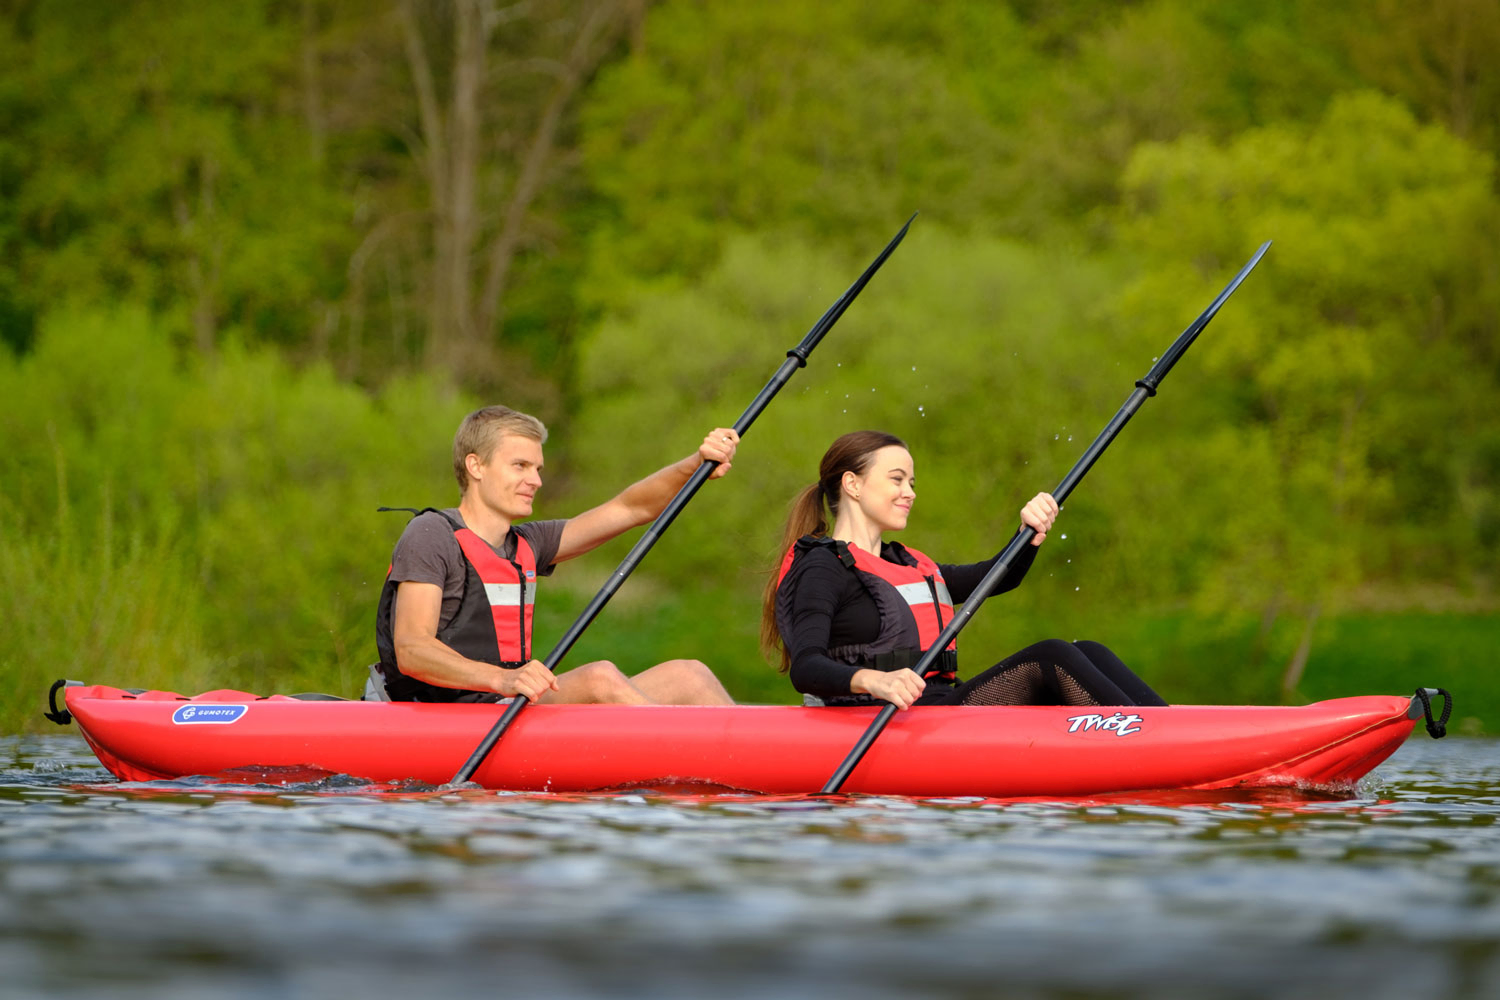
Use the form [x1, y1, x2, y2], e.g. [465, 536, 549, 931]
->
[759, 430, 908, 671]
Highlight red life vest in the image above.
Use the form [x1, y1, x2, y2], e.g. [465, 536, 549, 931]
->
[838, 542, 956, 655]
[775, 535, 958, 685]
[375, 509, 539, 703]
[451, 526, 537, 663]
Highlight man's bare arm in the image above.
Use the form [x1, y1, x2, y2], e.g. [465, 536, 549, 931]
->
[554, 427, 739, 563]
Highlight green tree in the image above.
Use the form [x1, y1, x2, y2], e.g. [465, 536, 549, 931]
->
[1, 1, 348, 356]
[379, 0, 639, 395]
[578, 0, 1039, 295]
[0, 0, 633, 397]
[1342, 0, 1500, 153]
[0, 304, 478, 715]
[1114, 91, 1500, 693]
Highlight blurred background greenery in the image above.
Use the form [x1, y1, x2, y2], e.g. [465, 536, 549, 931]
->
[3, 0, 1496, 733]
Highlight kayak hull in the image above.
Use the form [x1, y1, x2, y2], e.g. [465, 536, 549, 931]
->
[61, 685, 1420, 796]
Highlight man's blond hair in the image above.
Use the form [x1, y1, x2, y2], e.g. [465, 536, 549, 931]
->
[453, 406, 548, 490]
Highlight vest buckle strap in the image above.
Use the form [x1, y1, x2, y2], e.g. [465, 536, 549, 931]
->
[869, 649, 958, 677]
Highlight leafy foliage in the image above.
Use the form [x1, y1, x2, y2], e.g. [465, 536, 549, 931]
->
[0, 306, 476, 715]
[1115, 92, 1500, 614]
[4, 0, 1499, 731]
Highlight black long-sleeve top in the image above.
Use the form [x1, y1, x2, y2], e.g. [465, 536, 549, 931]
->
[782, 540, 1039, 698]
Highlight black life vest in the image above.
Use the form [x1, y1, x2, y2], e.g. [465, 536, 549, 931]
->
[775, 534, 959, 705]
[375, 509, 538, 703]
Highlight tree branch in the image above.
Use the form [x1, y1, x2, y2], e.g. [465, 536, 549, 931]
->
[399, 0, 447, 200]
[476, 1, 622, 337]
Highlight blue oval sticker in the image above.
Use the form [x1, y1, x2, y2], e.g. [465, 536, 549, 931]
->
[171, 704, 249, 725]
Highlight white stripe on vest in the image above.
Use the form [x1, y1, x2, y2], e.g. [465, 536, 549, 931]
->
[894, 580, 953, 607]
[483, 583, 536, 606]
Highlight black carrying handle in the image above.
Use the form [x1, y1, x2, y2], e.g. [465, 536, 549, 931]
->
[45, 679, 82, 725]
[1408, 687, 1452, 738]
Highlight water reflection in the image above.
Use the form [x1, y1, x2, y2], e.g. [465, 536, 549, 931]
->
[3, 735, 1498, 999]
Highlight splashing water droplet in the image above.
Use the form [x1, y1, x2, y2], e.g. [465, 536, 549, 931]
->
[1060, 533, 1067, 540]
[1075, 586, 1080, 592]
[1067, 436, 1073, 442]
[1054, 434, 1059, 440]
[911, 366, 917, 371]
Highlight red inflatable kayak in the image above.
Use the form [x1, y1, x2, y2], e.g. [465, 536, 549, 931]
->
[50, 682, 1441, 796]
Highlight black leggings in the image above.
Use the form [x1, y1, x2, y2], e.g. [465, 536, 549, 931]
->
[918, 639, 1168, 708]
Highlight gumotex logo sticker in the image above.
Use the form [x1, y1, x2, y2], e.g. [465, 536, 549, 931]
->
[171, 704, 249, 725]
[1065, 712, 1143, 737]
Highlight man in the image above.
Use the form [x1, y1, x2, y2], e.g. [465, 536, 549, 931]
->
[374, 405, 738, 705]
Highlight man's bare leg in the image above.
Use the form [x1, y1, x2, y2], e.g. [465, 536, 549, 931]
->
[632, 659, 735, 706]
[538, 659, 734, 706]
[541, 661, 650, 705]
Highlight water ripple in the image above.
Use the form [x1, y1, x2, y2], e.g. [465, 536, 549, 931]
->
[2, 734, 1498, 999]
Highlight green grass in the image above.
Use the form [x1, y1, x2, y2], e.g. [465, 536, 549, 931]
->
[12, 565, 1496, 735]
[1293, 614, 1495, 736]
[539, 590, 1498, 730]
[1021, 609, 1496, 735]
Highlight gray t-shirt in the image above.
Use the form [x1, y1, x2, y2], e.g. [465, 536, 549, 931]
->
[387, 509, 567, 630]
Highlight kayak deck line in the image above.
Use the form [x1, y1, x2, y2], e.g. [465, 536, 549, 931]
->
[51, 682, 1442, 798]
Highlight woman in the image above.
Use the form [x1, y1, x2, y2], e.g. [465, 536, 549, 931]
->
[762, 430, 1167, 710]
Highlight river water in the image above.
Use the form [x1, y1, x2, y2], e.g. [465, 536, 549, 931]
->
[2, 733, 1496, 1000]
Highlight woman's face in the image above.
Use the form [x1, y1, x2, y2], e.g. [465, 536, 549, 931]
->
[847, 445, 916, 534]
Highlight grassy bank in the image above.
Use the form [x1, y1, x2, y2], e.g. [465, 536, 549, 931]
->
[12, 574, 1494, 736]
[534, 589, 1499, 734]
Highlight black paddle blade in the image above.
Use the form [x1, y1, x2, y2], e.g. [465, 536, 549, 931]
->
[1138, 241, 1271, 394]
[792, 212, 918, 364]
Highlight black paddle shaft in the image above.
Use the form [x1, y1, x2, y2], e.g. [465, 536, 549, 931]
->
[819, 241, 1272, 795]
[448, 213, 919, 786]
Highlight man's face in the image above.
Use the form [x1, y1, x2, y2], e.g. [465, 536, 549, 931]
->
[471, 434, 544, 519]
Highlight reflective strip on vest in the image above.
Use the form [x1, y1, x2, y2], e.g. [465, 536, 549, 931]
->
[482, 583, 537, 606]
[894, 580, 953, 609]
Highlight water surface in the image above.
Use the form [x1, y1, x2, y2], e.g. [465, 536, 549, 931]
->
[3, 734, 1497, 999]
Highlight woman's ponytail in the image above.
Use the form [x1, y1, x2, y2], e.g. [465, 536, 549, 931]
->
[760, 483, 830, 670]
